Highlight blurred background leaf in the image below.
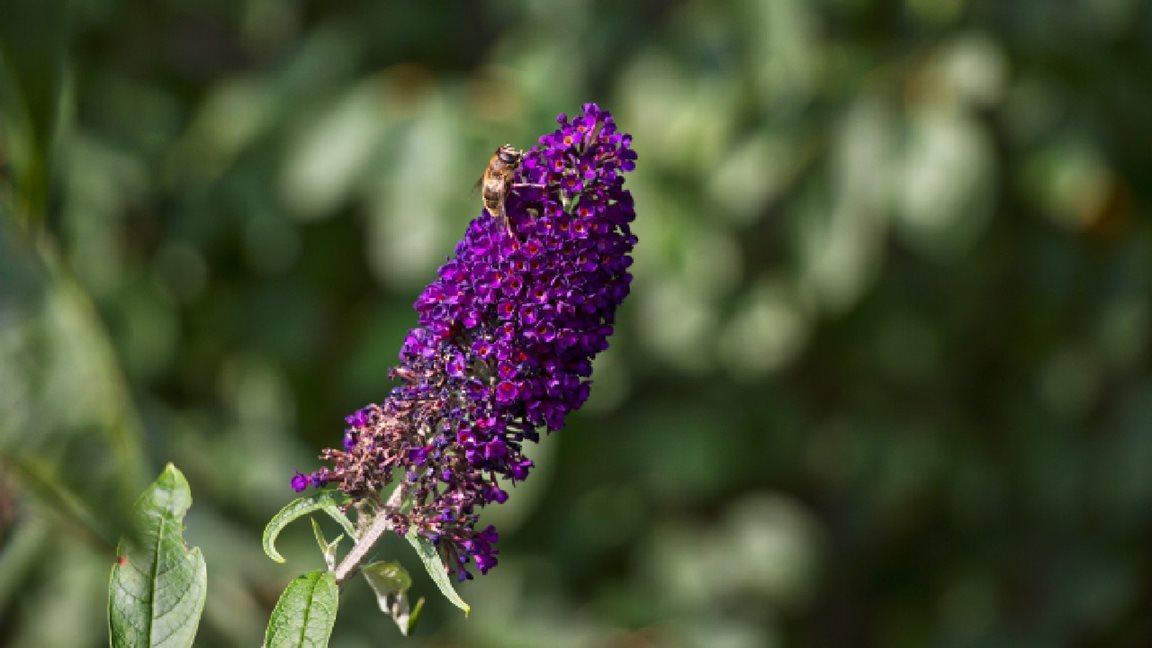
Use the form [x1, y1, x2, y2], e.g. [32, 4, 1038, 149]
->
[2, 0, 1152, 646]
[0, 0, 69, 225]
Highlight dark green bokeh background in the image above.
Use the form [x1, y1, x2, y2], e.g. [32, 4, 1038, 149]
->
[3, 1, 1152, 646]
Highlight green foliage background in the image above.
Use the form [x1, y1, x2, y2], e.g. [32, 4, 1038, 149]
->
[2, 0, 1152, 646]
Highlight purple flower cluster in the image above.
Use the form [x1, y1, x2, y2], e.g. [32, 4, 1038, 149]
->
[294, 103, 636, 580]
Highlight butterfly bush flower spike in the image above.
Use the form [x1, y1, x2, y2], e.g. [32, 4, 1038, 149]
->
[295, 103, 636, 581]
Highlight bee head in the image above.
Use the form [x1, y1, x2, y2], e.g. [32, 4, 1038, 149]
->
[497, 144, 523, 165]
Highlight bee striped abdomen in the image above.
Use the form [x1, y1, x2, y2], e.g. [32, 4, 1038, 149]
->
[482, 176, 508, 218]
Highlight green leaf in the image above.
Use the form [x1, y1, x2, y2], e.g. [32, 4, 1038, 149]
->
[108, 464, 207, 648]
[406, 597, 426, 635]
[0, 515, 50, 611]
[0, 219, 147, 541]
[309, 517, 343, 571]
[263, 491, 355, 563]
[362, 561, 411, 594]
[362, 561, 416, 635]
[10, 455, 119, 551]
[404, 530, 470, 616]
[264, 570, 339, 648]
[0, 0, 70, 225]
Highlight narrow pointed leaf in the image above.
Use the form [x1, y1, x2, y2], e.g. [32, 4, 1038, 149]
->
[406, 597, 426, 635]
[108, 464, 207, 648]
[404, 530, 470, 616]
[0, 0, 69, 223]
[309, 517, 343, 571]
[264, 570, 339, 648]
[263, 491, 355, 563]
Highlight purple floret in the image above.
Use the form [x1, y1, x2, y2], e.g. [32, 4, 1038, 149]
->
[290, 471, 310, 492]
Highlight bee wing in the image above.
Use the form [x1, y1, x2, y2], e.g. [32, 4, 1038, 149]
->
[471, 175, 484, 196]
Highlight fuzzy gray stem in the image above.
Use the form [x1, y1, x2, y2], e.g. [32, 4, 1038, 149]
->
[334, 486, 405, 586]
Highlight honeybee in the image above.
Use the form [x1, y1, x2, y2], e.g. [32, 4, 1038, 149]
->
[478, 143, 524, 236]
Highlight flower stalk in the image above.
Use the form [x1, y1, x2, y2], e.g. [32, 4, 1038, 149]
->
[295, 103, 637, 581]
[333, 485, 405, 585]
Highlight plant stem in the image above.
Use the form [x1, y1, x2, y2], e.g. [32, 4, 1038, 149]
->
[334, 486, 404, 586]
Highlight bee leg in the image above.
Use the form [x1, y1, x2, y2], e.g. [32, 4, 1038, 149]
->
[500, 209, 518, 241]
